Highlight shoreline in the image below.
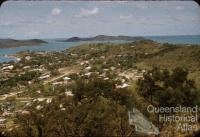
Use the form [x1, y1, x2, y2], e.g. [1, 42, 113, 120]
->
[0, 54, 20, 63]
[0, 43, 45, 50]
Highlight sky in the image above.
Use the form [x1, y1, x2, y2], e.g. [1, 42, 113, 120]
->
[0, 1, 200, 39]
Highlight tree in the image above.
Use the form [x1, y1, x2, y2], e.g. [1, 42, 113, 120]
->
[137, 67, 200, 107]
[6, 76, 136, 137]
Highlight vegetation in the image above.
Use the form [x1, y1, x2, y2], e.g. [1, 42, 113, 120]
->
[137, 67, 200, 107]
[1, 40, 200, 137]
[4, 77, 135, 137]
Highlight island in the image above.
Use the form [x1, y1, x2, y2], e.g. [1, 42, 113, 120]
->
[61, 35, 145, 42]
[0, 39, 47, 49]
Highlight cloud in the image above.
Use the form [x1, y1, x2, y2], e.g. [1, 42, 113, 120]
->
[52, 8, 61, 16]
[0, 21, 12, 27]
[28, 31, 40, 36]
[119, 14, 133, 20]
[77, 7, 99, 17]
[175, 6, 185, 10]
[137, 4, 148, 9]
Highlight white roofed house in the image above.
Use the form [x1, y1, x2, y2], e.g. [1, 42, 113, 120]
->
[1, 65, 14, 71]
[63, 76, 71, 81]
[36, 105, 43, 110]
[25, 56, 31, 60]
[37, 98, 45, 102]
[84, 72, 92, 77]
[65, 91, 74, 96]
[39, 74, 50, 80]
[23, 66, 31, 70]
[85, 66, 92, 71]
[52, 81, 63, 86]
[116, 83, 129, 89]
[0, 118, 6, 124]
[46, 98, 52, 104]
[80, 60, 89, 66]
[0, 117, 6, 128]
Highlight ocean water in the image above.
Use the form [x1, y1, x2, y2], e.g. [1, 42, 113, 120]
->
[145, 35, 200, 45]
[0, 40, 82, 63]
[0, 35, 200, 63]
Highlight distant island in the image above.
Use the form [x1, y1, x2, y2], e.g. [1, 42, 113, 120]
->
[61, 35, 145, 42]
[0, 39, 47, 49]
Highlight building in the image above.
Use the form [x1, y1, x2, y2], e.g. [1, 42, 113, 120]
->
[63, 76, 71, 81]
[0, 117, 6, 129]
[39, 74, 50, 80]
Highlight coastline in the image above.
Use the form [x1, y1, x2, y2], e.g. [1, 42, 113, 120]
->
[0, 54, 20, 63]
[0, 43, 45, 49]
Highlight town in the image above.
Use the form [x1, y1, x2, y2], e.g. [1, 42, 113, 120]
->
[0, 41, 147, 132]
[0, 40, 200, 137]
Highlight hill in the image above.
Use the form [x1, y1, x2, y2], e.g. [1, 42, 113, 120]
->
[62, 35, 144, 42]
[0, 39, 47, 49]
[67, 40, 200, 88]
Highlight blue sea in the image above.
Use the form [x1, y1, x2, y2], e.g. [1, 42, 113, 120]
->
[145, 35, 200, 45]
[0, 35, 200, 63]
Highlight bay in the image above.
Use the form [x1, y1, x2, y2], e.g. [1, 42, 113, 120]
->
[0, 35, 200, 63]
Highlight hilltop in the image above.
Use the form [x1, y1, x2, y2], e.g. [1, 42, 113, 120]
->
[67, 39, 200, 87]
[0, 39, 47, 49]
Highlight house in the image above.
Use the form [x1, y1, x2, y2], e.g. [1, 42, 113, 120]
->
[36, 90, 41, 94]
[52, 81, 63, 85]
[39, 74, 50, 80]
[37, 98, 45, 102]
[30, 68, 44, 72]
[142, 70, 146, 73]
[65, 91, 74, 96]
[16, 58, 21, 61]
[28, 81, 33, 85]
[59, 104, 63, 108]
[61, 108, 66, 111]
[25, 56, 31, 60]
[104, 77, 109, 80]
[36, 105, 43, 110]
[46, 98, 52, 104]
[99, 73, 106, 77]
[70, 53, 77, 56]
[21, 110, 30, 115]
[80, 61, 89, 66]
[84, 72, 92, 76]
[2, 64, 10, 67]
[0, 118, 6, 124]
[116, 83, 129, 89]
[63, 76, 71, 81]
[0, 117, 6, 128]
[85, 66, 91, 70]
[2, 65, 14, 71]
[110, 67, 116, 70]
[23, 66, 31, 69]
[135, 75, 143, 79]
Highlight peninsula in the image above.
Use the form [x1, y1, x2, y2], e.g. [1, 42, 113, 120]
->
[0, 39, 47, 49]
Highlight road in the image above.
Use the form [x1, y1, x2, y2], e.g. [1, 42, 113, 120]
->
[0, 66, 80, 100]
[43, 66, 79, 84]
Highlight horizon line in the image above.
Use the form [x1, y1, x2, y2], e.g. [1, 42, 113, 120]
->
[1, 34, 200, 40]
